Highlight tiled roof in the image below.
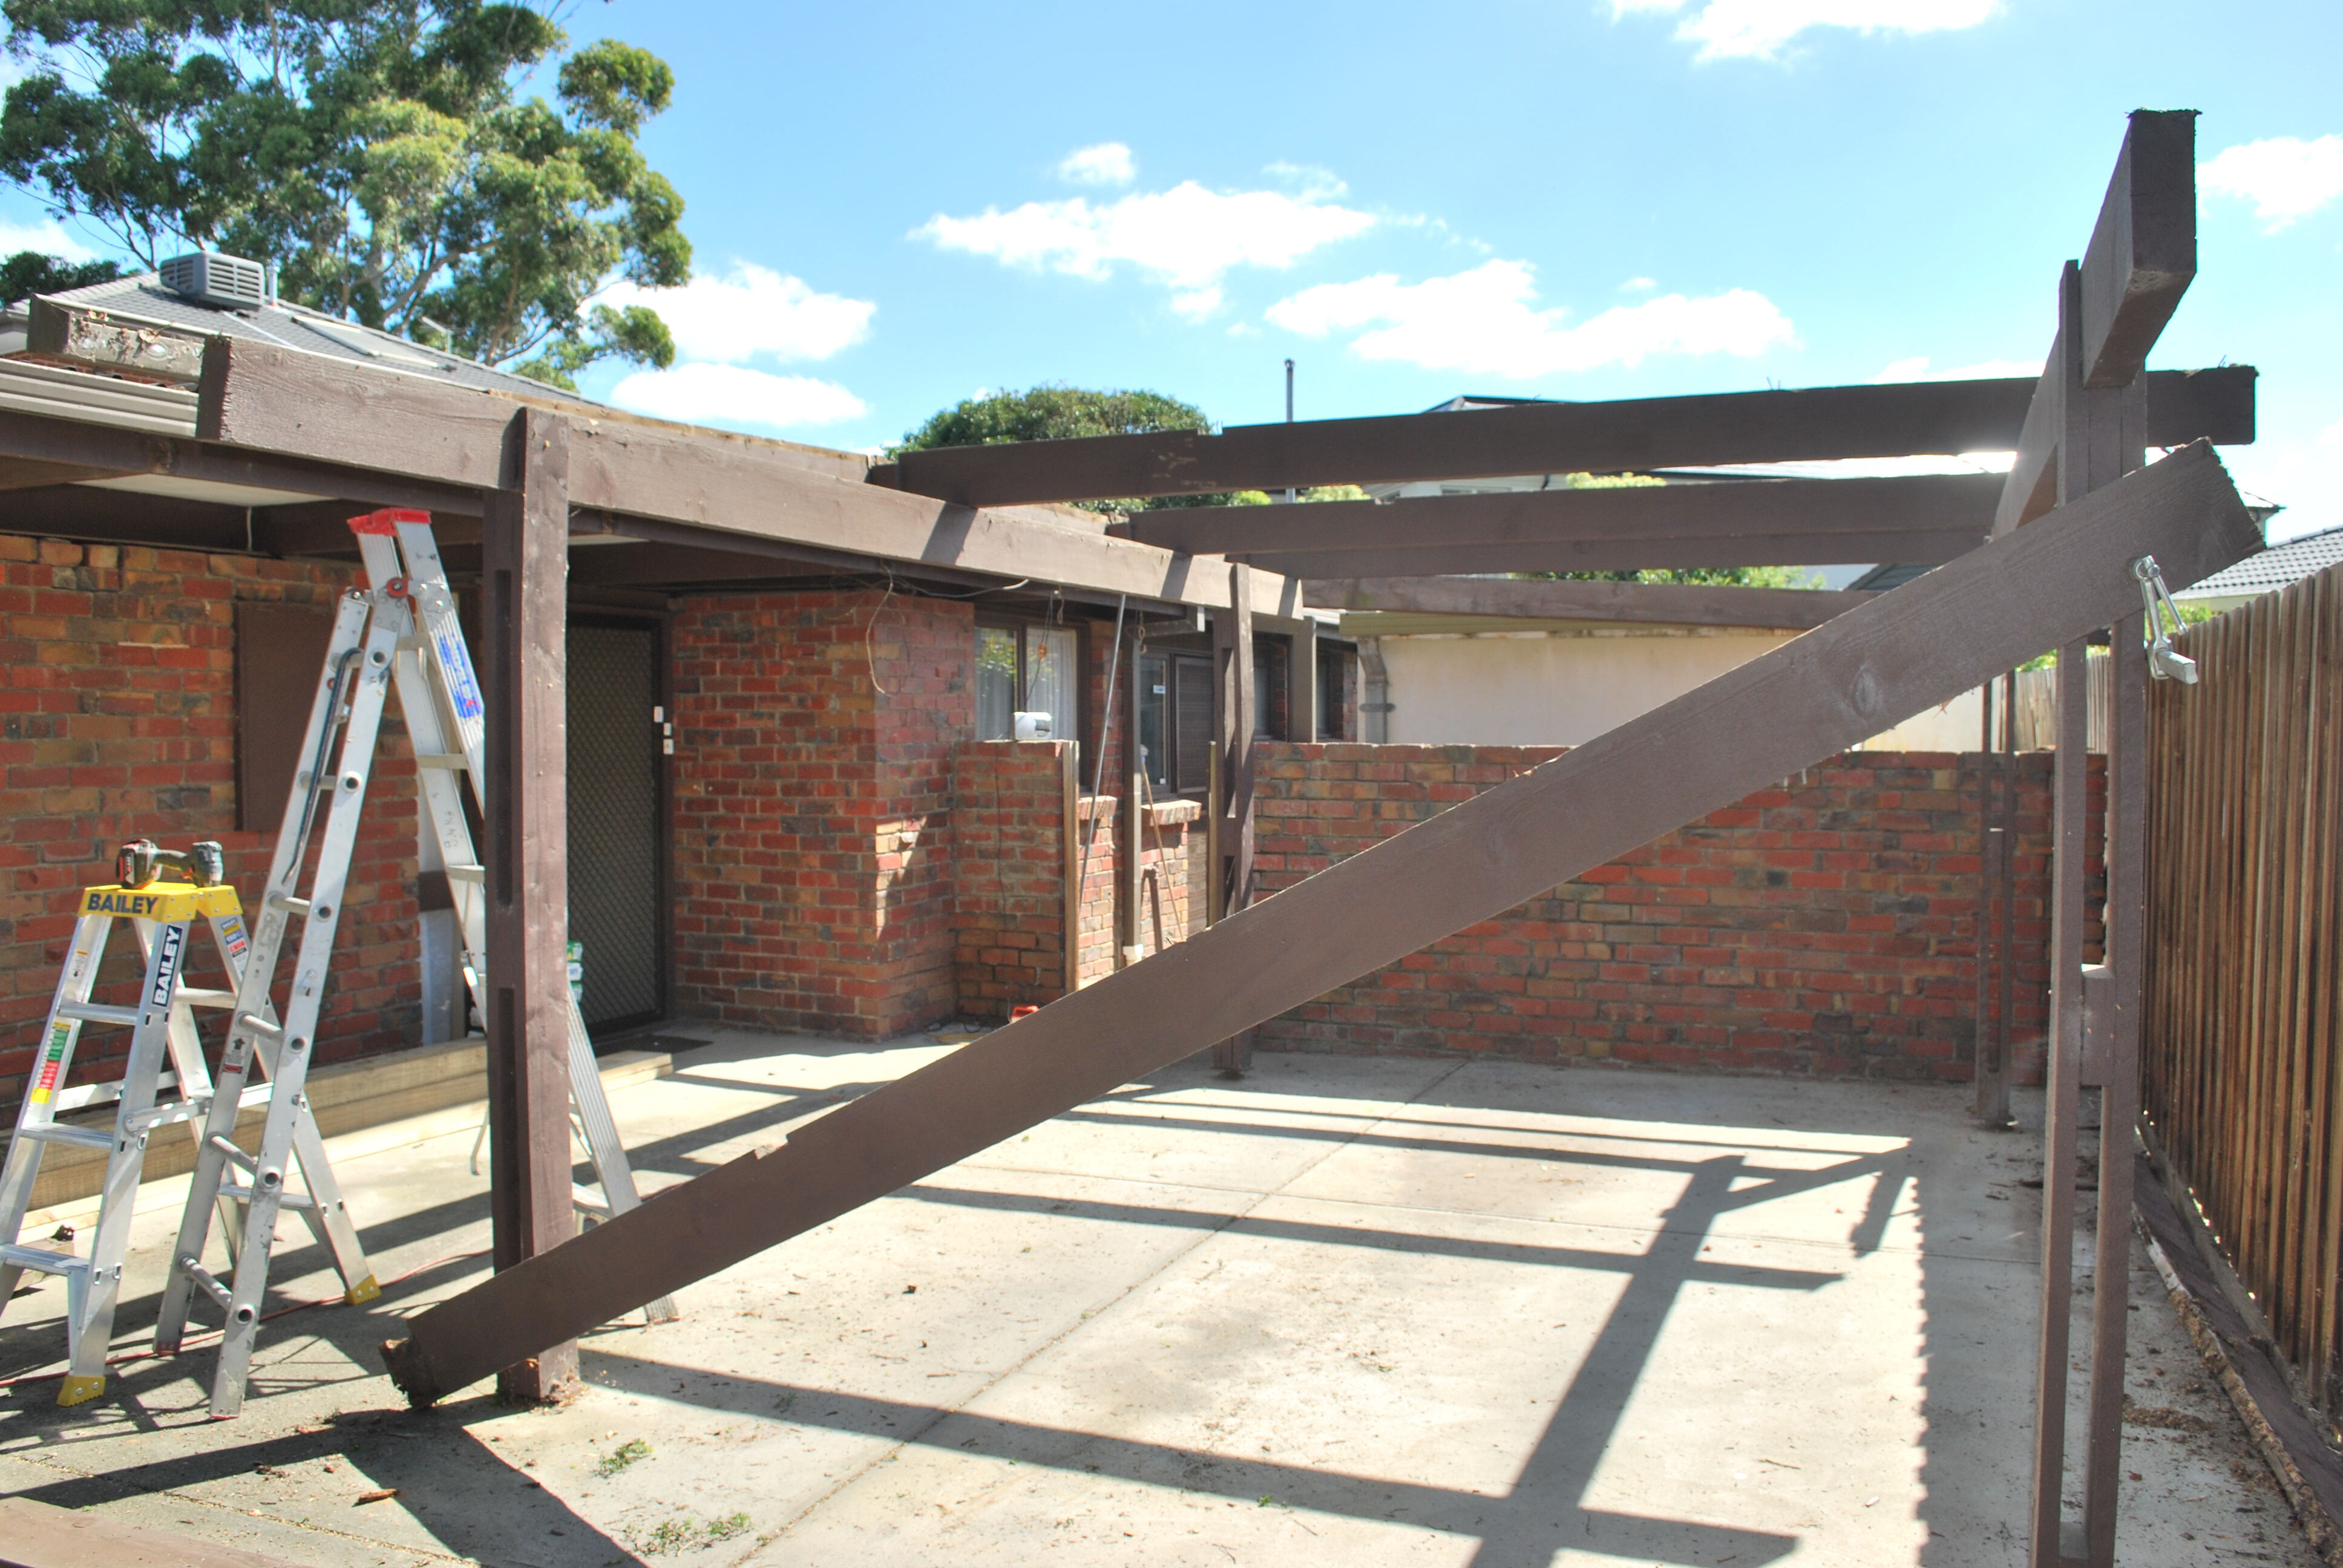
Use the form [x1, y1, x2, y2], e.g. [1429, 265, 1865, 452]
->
[34, 272, 595, 405]
[2180, 523, 2343, 598]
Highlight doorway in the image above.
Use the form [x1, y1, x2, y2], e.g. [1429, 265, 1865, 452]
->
[566, 617, 667, 1036]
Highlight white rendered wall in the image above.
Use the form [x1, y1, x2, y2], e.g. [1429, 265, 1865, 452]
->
[1377, 629, 2002, 751]
[1378, 630, 1799, 746]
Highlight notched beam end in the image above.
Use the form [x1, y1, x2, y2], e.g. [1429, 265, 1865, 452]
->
[2080, 109, 2198, 390]
[379, 1334, 442, 1410]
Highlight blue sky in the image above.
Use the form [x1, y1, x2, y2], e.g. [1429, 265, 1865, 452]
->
[6, 1, 2338, 540]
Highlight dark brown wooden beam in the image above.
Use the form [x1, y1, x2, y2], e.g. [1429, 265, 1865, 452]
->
[378, 441, 2259, 1410]
[2082, 111, 2197, 390]
[1309, 576, 1878, 629]
[876, 368, 2254, 508]
[1228, 527, 1985, 580]
[480, 405, 578, 1405]
[1116, 471, 1999, 557]
[0, 482, 252, 550]
[196, 338, 1284, 611]
[0, 406, 486, 516]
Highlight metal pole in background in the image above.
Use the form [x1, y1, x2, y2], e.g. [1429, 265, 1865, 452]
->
[1281, 360, 1296, 505]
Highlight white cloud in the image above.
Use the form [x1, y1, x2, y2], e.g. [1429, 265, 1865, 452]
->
[915, 180, 1376, 293]
[1170, 286, 1223, 321]
[2321, 414, 2343, 452]
[2200, 136, 2343, 233]
[607, 363, 867, 431]
[1875, 354, 2042, 382]
[0, 215, 99, 262]
[1614, 0, 1997, 61]
[597, 263, 873, 365]
[1264, 161, 1348, 201]
[1265, 258, 1794, 378]
[1620, 275, 1658, 292]
[1056, 142, 1135, 186]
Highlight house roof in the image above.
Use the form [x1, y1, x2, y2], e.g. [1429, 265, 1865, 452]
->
[7, 270, 595, 407]
[2177, 522, 2343, 599]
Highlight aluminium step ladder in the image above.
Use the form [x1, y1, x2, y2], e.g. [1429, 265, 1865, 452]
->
[0, 849, 372, 1407]
[157, 508, 673, 1416]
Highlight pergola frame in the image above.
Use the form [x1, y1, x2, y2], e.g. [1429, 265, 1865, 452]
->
[0, 108, 2255, 1568]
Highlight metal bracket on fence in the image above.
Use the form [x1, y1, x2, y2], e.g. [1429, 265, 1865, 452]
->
[2131, 555, 2200, 685]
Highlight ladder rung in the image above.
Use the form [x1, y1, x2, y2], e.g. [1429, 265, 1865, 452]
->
[219, 1183, 315, 1210]
[208, 1134, 257, 1173]
[572, 1183, 611, 1217]
[178, 987, 237, 1008]
[0, 1243, 87, 1276]
[56, 1001, 140, 1027]
[266, 893, 312, 916]
[20, 1124, 113, 1151]
[415, 753, 469, 770]
[126, 1100, 211, 1132]
[177, 1256, 234, 1310]
[444, 864, 485, 884]
[235, 1013, 284, 1040]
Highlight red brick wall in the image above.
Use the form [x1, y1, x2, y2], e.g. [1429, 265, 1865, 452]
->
[1074, 795, 1119, 987]
[669, 589, 969, 1039]
[952, 740, 1069, 1016]
[1, 537, 420, 1121]
[1251, 743, 2100, 1081]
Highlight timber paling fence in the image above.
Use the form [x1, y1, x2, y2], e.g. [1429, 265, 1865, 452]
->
[2143, 561, 2343, 1414]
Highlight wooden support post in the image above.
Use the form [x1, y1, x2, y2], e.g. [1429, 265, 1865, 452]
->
[1288, 618, 1318, 745]
[480, 407, 577, 1405]
[2031, 632, 2092, 1567]
[2086, 610, 2149, 1562]
[1060, 742, 1080, 994]
[2030, 256, 2151, 1568]
[1204, 741, 1223, 926]
[1973, 677, 2009, 1127]
[1213, 564, 1256, 1074]
[1124, 765, 1144, 965]
[375, 442, 2258, 1411]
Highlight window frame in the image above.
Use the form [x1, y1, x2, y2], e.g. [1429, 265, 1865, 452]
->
[974, 612, 1093, 757]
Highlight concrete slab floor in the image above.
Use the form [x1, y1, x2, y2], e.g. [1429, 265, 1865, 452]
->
[0, 1035, 2312, 1567]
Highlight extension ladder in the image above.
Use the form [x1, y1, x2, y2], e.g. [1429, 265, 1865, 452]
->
[157, 509, 673, 1415]
[0, 852, 372, 1407]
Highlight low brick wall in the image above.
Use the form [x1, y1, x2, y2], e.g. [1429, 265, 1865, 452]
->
[1251, 743, 2099, 1080]
[1, 537, 421, 1123]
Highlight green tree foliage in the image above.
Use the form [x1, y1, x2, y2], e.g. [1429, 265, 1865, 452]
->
[0, 247, 121, 301]
[0, 2, 689, 387]
[892, 385, 1266, 512]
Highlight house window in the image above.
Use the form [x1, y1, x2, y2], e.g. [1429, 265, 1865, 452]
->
[1136, 652, 1213, 794]
[975, 621, 1080, 742]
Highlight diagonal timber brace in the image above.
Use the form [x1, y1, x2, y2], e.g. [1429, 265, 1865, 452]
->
[381, 442, 2259, 1408]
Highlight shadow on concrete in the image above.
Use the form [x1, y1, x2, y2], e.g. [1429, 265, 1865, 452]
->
[577, 1082, 1922, 1567]
[0, 1395, 644, 1567]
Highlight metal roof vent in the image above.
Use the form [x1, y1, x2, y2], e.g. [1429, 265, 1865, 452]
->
[158, 251, 268, 310]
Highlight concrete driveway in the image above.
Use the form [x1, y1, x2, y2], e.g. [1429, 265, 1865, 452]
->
[0, 1034, 2309, 1566]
